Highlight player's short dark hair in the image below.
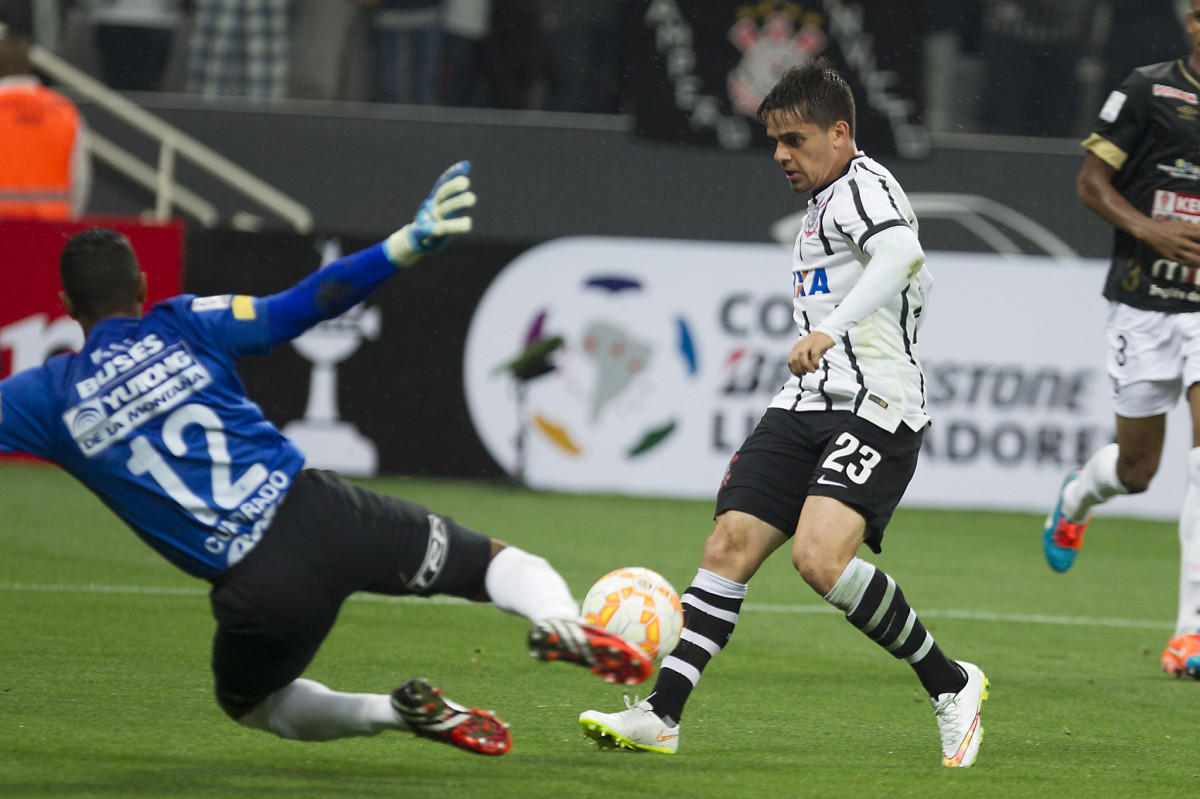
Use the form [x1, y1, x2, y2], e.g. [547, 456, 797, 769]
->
[756, 57, 856, 139]
[59, 228, 142, 320]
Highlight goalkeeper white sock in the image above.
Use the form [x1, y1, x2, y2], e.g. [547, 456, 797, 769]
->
[238, 678, 402, 741]
[1177, 448, 1200, 637]
[1063, 442, 1127, 521]
[484, 546, 579, 621]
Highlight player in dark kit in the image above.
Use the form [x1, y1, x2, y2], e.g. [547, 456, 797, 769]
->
[1042, 1, 1200, 678]
[0, 162, 652, 756]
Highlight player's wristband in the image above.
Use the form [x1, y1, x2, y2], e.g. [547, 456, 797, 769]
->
[385, 225, 423, 268]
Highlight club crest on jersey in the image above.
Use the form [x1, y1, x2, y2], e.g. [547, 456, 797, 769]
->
[802, 197, 827, 238]
[795, 268, 830, 297]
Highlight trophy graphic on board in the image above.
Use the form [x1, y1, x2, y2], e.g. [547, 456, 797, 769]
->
[282, 239, 382, 476]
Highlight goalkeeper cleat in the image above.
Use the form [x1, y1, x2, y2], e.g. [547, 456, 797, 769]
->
[391, 678, 511, 756]
[930, 661, 989, 768]
[1043, 469, 1091, 573]
[1161, 634, 1200, 678]
[528, 618, 653, 685]
[579, 698, 679, 754]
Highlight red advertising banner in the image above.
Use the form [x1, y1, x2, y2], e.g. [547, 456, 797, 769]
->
[0, 216, 184, 380]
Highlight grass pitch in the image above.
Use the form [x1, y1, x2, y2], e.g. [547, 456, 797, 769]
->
[1, 462, 1196, 798]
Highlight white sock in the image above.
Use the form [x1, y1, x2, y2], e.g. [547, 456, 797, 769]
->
[692, 567, 748, 599]
[1177, 448, 1200, 637]
[238, 678, 403, 741]
[484, 546, 579, 621]
[1063, 442, 1127, 521]
[822, 557, 875, 612]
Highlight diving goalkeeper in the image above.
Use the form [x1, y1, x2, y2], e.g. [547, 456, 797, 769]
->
[0, 162, 651, 757]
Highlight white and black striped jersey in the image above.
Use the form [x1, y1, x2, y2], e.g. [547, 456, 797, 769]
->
[768, 152, 932, 433]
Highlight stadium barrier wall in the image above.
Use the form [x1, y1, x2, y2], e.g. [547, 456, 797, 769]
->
[4, 222, 1179, 519]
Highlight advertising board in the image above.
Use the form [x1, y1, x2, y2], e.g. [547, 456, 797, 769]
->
[463, 237, 1189, 520]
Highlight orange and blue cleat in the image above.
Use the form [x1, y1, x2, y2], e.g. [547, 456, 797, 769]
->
[1162, 634, 1200, 679]
[1043, 469, 1091, 573]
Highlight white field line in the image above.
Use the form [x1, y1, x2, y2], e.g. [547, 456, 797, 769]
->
[0, 582, 1171, 631]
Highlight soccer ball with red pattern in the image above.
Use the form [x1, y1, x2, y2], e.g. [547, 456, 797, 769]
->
[580, 567, 684, 662]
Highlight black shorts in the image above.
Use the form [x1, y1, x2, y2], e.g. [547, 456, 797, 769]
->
[715, 408, 924, 553]
[208, 468, 493, 711]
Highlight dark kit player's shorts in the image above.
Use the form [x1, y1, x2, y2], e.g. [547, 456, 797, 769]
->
[716, 408, 924, 553]
[208, 468, 493, 713]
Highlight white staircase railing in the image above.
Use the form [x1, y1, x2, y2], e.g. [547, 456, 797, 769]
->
[12, 25, 313, 233]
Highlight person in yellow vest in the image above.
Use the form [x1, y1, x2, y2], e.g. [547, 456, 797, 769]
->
[0, 31, 90, 219]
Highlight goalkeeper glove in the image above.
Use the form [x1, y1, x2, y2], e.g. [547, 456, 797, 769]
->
[385, 160, 477, 267]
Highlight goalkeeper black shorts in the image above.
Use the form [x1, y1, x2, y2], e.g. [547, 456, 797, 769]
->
[208, 468, 492, 712]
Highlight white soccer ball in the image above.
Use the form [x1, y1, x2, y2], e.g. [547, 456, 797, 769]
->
[580, 567, 684, 662]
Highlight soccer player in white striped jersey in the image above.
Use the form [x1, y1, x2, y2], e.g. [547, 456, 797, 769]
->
[579, 59, 989, 768]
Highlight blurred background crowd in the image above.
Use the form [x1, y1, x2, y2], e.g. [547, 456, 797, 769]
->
[0, 0, 1191, 138]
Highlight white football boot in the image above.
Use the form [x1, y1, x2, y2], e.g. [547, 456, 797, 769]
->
[930, 661, 989, 767]
[579, 698, 679, 754]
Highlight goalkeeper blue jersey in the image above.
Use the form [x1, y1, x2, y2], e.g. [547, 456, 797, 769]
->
[0, 295, 306, 579]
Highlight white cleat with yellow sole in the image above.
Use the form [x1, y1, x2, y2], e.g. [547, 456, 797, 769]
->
[931, 661, 989, 768]
[579, 698, 679, 754]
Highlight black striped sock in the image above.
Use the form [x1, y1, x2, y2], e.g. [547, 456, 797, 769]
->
[842, 566, 966, 697]
[648, 584, 742, 724]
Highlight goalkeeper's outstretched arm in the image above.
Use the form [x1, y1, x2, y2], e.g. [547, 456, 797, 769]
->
[262, 161, 476, 343]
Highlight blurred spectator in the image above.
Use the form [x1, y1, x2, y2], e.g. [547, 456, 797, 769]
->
[977, 0, 1096, 138]
[0, 30, 90, 218]
[0, 0, 34, 38]
[541, 0, 624, 113]
[1100, 0, 1186, 93]
[920, 0, 983, 132]
[288, 0, 369, 101]
[475, 0, 543, 109]
[0, 0, 64, 49]
[89, 0, 182, 91]
[362, 0, 442, 105]
[438, 0, 487, 106]
[186, 0, 288, 99]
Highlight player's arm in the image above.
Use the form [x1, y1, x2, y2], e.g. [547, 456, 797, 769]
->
[789, 225, 923, 376]
[1077, 152, 1200, 267]
[262, 160, 476, 342]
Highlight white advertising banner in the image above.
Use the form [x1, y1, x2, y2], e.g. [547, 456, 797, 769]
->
[463, 237, 1191, 520]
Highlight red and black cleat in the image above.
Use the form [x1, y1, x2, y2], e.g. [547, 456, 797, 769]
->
[391, 678, 512, 756]
[528, 618, 653, 685]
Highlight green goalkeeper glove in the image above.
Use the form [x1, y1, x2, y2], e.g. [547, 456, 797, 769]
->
[386, 160, 477, 267]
